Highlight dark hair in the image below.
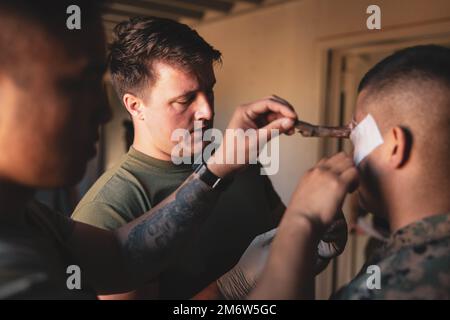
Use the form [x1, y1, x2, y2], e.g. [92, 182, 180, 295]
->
[0, 0, 101, 25]
[108, 17, 222, 99]
[358, 45, 450, 94]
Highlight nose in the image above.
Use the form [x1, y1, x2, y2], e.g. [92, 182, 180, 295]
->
[194, 93, 214, 122]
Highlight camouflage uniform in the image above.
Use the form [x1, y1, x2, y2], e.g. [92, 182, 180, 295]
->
[333, 212, 450, 299]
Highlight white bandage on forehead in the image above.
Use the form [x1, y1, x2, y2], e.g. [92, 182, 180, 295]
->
[350, 114, 384, 165]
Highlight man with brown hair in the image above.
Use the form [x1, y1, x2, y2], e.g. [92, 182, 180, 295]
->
[72, 17, 346, 299]
[72, 17, 291, 299]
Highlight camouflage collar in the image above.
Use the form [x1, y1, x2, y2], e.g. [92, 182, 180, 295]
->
[383, 212, 450, 256]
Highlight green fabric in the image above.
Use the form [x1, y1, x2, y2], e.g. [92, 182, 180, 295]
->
[72, 147, 283, 298]
[73, 147, 193, 231]
[333, 212, 450, 300]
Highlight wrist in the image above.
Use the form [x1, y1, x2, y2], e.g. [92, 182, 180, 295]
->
[206, 148, 239, 178]
[282, 210, 326, 240]
[194, 162, 232, 191]
[205, 161, 230, 179]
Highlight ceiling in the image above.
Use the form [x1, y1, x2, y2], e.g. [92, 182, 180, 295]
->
[102, 0, 282, 38]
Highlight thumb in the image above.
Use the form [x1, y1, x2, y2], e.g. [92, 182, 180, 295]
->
[260, 117, 295, 141]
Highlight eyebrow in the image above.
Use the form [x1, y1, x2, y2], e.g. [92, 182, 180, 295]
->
[169, 90, 198, 104]
[169, 80, 216, 103]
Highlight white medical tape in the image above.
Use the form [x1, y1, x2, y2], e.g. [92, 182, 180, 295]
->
[350, 114, 384, 165]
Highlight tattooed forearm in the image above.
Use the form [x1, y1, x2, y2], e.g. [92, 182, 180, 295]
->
[116, 173, 219, 283]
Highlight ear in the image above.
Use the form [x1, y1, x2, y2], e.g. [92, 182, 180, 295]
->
[123, 93, 145, 121]
[387, 126, 411, 169]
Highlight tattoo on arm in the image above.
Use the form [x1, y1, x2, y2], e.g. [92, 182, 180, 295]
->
[119, 174, 219, 281]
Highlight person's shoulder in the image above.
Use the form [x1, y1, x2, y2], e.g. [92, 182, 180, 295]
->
[93, 167, 148, 204]
[79, 156, 146, 203]
[72, 162, 151, 230]
[387, 235, 450, 299]
[374, 250, 450, 299]
[78, 153, 151, 205]
[334, 237, 450, 300]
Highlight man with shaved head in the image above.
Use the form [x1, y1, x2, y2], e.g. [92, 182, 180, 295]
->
[250, 45, 450, 299]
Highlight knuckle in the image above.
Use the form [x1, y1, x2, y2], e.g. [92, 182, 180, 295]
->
[311, 166, 325, 175]
[237, 104, 246, 112]
[328, 176, 342, 190]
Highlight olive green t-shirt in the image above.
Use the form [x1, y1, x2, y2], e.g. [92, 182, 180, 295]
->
[72, 147, 283, 298]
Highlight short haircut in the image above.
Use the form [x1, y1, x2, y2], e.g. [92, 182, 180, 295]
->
[357, 45, 450, 177]
[358, 45, 450, 94]
[108, 17, 222, 99]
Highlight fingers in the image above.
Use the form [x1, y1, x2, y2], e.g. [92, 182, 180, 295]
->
[315, 152, 359, 193]
[245, 96, 298, 123]
[266, 112, 296, 135]
[267, 95, 295, 136]
[316, 157, 328, 167]
[322, 152, 348, 166]
[322, 153, 354, 174]
[287, 128, 296, 135]
[317, 152, 353, 172]
[270, 95, 295, 111]
[241, 96, 297, 139]
[261, 117, 295, 139]
[340, 166, 359, 193]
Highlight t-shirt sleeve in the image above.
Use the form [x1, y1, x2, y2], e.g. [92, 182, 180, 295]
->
[72, 202, 131, 231]
[72, 172, 153, 231]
